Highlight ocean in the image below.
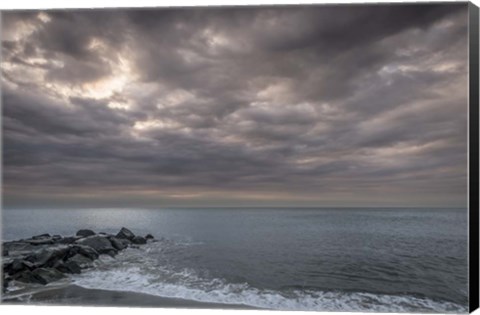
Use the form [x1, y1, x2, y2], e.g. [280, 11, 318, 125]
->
[1, 207, 469, 312]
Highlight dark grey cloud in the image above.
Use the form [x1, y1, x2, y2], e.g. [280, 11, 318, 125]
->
[1, 3, 469, 208]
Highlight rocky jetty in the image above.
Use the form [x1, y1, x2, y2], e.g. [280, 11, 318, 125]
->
[2, 227, 154, 293]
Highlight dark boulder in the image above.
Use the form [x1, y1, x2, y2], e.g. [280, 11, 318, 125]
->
[119, 238, 132, 246]
[76, 229, 96, 237]
[3, 278, 9, 293]
[66, 254, 93, 269]
[67, 245, 99, 260]
[13, 270, 41, 284]
[116, 227, 135, 240]
[9, 259, 24, 273]
[3, 257, 14, 267]
[64, 261, 82, 274]
[5, 259, 34, 275]
[26, 238, 55, 245]
[28, 246, 70, 268]
[54, 260, 81, 274]
[53, 260, 67, 273]
[76, 245, 100, 260]
[145, 234, 154, 240]
[33, 268, 65, 284]
[109, 237, 127, 250]
[26, 234, 55, 245]
[57, 236, 78, 244]
[131, 236, 147, 244]
[2, 227, 153, 292]
[76, 236, 117, 255]
[32, 233, 51, 240]
[15, 268, 65, 285]
[23, 260, 35, 269]
[103, 249, 117, 258]
[3, 241, 37, 253]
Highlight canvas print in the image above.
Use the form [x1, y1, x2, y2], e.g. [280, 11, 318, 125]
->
[1, 2, 478, 313]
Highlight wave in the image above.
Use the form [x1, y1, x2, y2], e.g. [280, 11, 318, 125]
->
[71, 242, 467, 313]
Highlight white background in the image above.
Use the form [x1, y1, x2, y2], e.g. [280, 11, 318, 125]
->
[0, 1, 478, 315]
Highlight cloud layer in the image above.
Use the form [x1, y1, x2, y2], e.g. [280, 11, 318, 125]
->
[1, 4, 469, 208]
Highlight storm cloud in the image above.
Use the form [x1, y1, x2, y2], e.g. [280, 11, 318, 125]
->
[1, 3, 469, 208]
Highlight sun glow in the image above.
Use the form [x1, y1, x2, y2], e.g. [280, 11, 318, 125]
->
[82, 56, 135, 101]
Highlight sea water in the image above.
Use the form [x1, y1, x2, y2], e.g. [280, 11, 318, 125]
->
[1, 207, 468, 312]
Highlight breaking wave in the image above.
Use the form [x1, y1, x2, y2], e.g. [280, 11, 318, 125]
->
[72, 241, 467, 313]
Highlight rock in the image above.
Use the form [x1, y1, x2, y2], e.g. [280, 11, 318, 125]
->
[67, 245, 99, 260]
[27, 246, 70, 268]
[64, 261, 82, 274]
[3, 241, 37, 253]
[13, 270, 41, 284]
[25, 233, 55, 245]
[32, 233, 51, 240]
[119, 238, 132, 246]
[57, 236, 78, 244]
[23, 260, 35, 269]
[2, 257, 14, 269]
[23, 254, 36, 263]
[54, 260, 81, 274]
[116, 227, 135, 240]
[15, 268, 65, 285]
[67, 254, 93, 269]
[131, 236, 147, 244]
[9, 259, 25, 274]
[2, 227, 152, 289]
[34, 268, 65, 284]
[75, 245, 99, 260]
[76, 229, 96, 237]
[109, 237, 127, 250]
[26, 238, 55, 245]
[103, 249, 117, 258]
[3, 278, 9, 293]
[76, 236, 117, 255]
[5, 259, 34, 275]
[53, 260, 67, 272]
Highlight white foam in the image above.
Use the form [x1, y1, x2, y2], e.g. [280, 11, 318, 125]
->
[73, 247, 467, 313]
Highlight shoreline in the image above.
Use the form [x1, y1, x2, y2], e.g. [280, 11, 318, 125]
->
[2, 284, 261, 309]
[2, 227, 260, 309]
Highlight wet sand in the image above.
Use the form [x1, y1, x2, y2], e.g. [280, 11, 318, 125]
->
[2, 284, 260, 309]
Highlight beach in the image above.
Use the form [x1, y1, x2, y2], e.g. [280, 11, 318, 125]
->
[3, 284, 258, 309]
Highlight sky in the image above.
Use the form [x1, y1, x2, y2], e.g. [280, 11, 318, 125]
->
[1, 3, 470, 209]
